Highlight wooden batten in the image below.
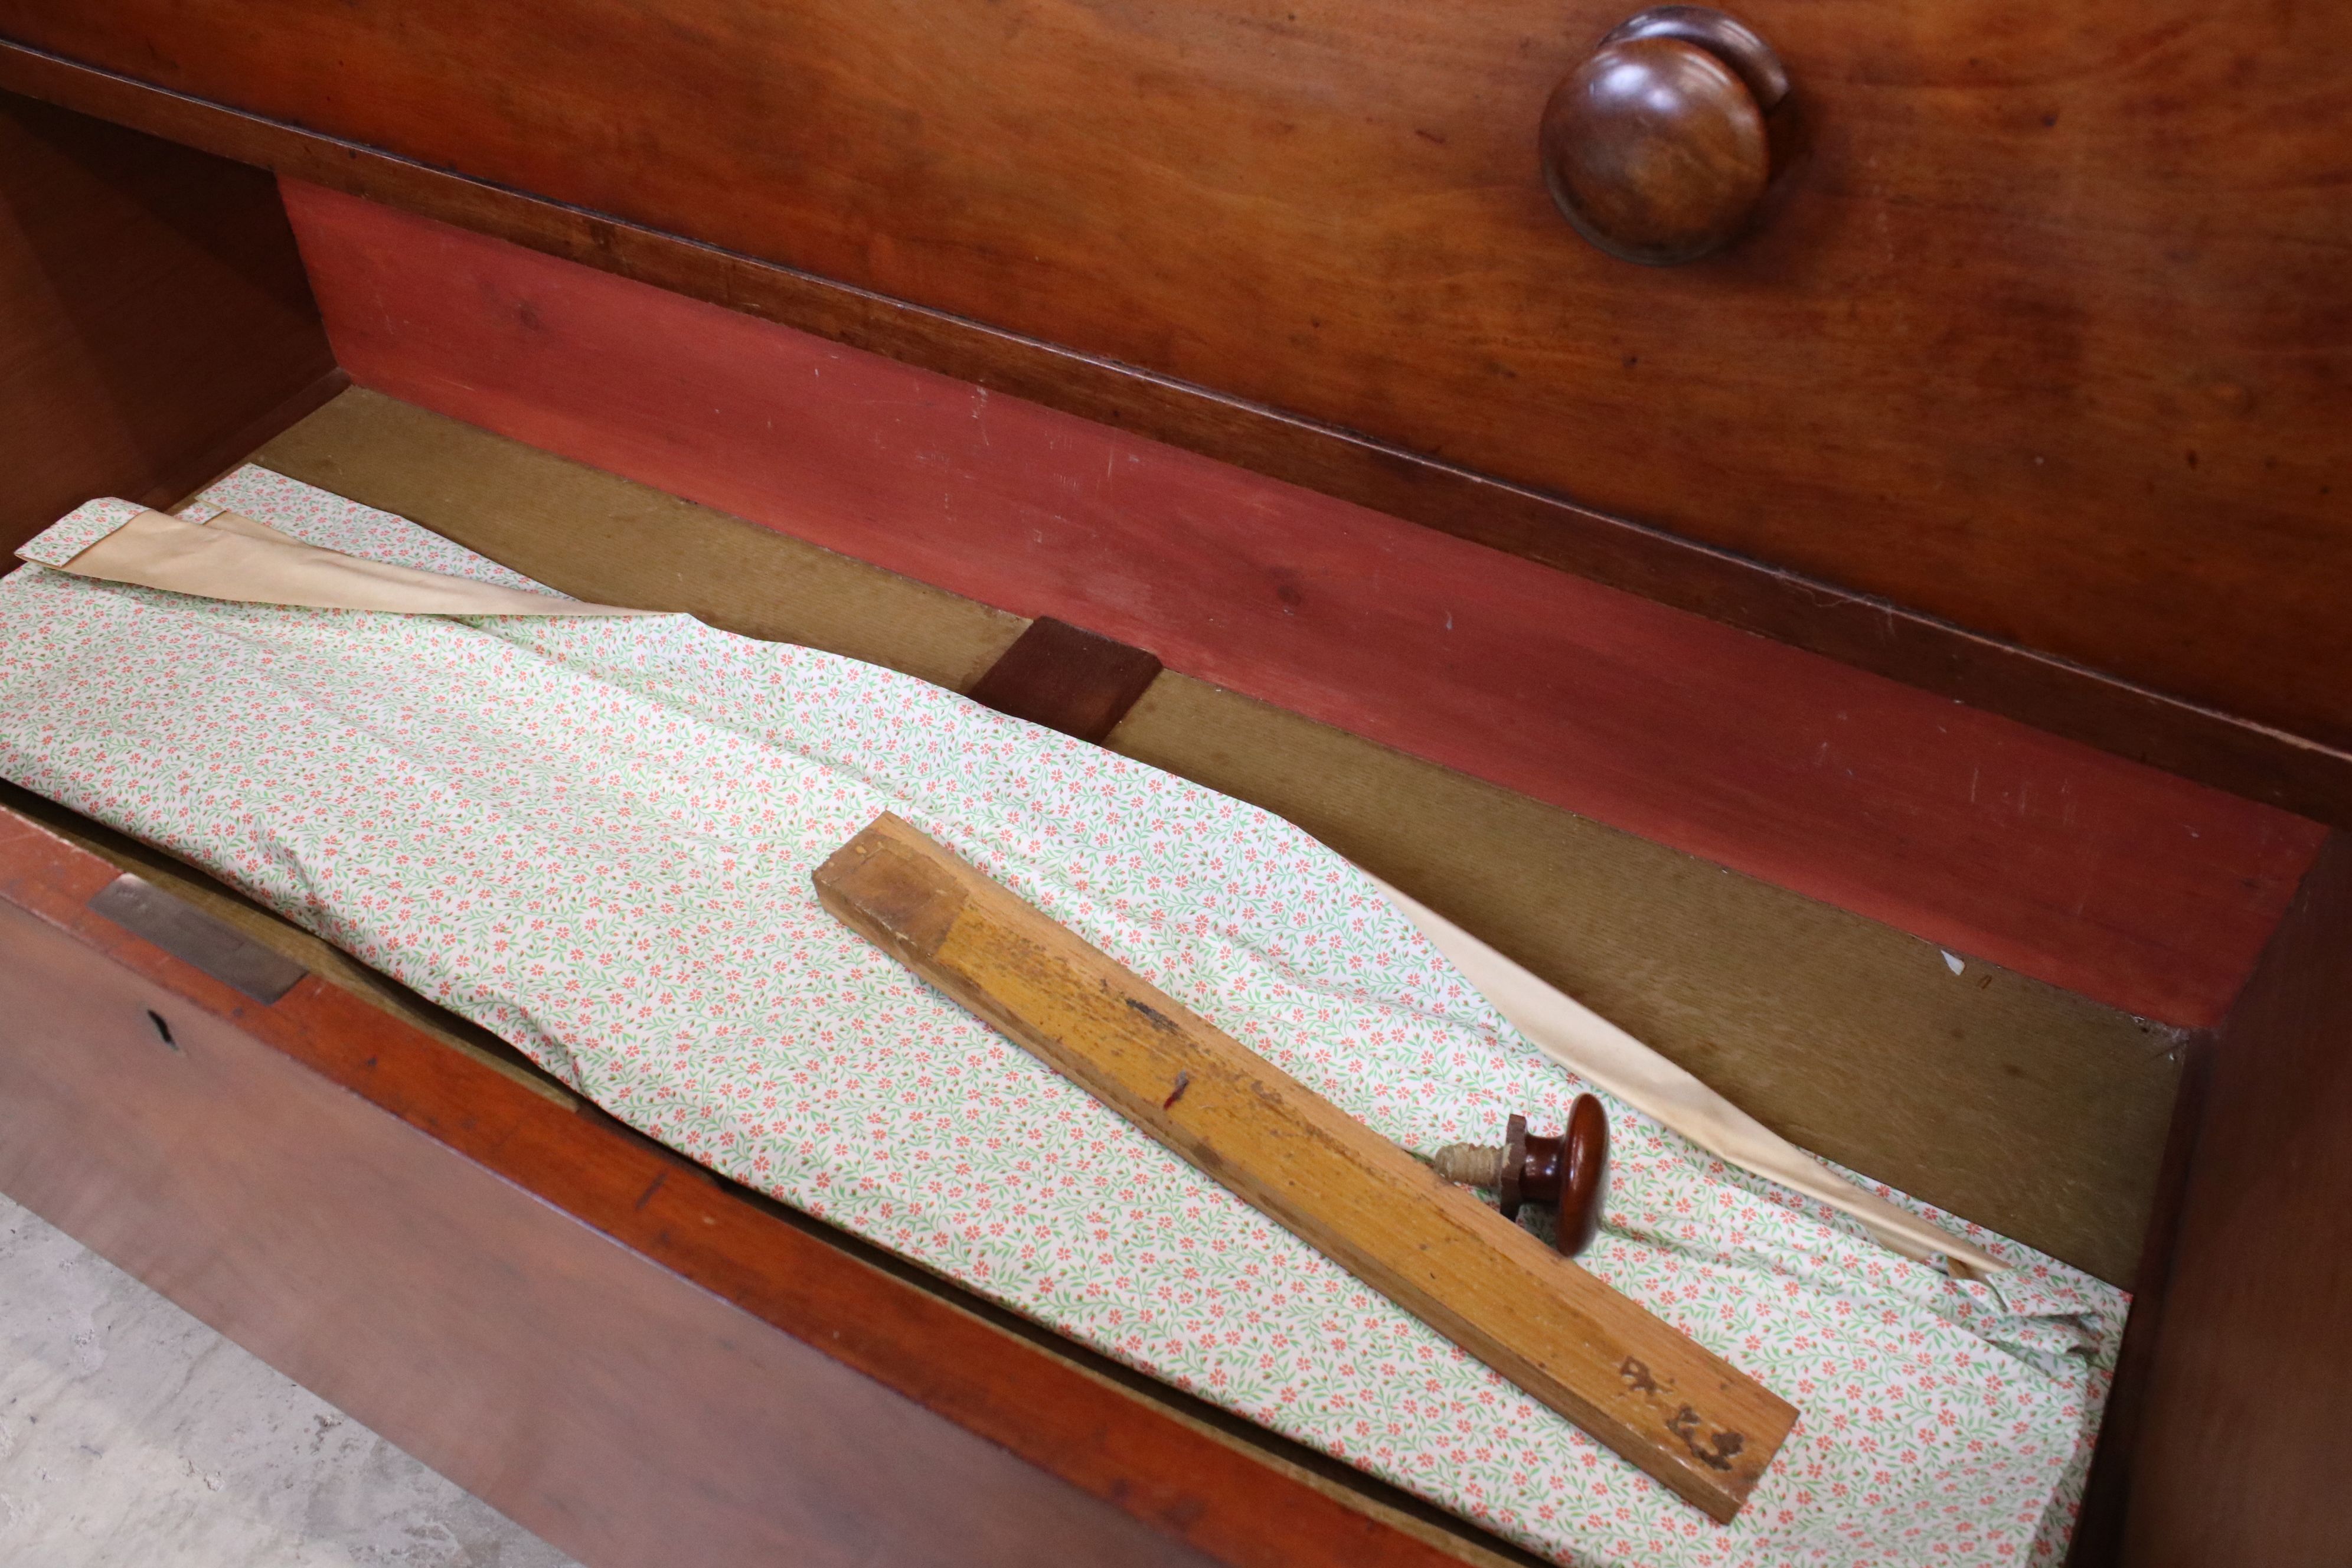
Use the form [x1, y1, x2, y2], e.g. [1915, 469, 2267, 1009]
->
[815, 812, 1798, 1523]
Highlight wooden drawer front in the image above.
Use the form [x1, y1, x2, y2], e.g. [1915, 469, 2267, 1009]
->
[2, 1, 2346, 748]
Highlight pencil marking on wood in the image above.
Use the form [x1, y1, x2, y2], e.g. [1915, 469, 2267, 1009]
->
[1126, 997, 1181, 1033]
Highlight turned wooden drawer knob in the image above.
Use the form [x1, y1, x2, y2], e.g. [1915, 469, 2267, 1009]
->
[1432, 1096, 1611, 1256]
[1540, 6, 1789, 266]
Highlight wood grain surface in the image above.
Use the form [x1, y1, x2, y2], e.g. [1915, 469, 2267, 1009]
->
[2108, 834, 2352, 1565]
[253, 390, 2188, 1282]
[2063, 1026, 2212, 1563]
[273, 192, 2321, 1030]
[0, 89, 337, 553]
[0, 802, 1538, 1568]
[0, 1, 2343, 760]
[1, 41, 2346, 850]
[816, 812, 1796, 1522]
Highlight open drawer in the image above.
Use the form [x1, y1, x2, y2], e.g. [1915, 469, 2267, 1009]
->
[0, 388, 2148, 1567]
[0, 84, 2344, 1568]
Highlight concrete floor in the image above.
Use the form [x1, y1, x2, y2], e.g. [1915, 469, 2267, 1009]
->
[0, 1193, 578, 1567]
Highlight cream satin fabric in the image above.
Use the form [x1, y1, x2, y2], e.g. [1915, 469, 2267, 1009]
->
[48, 509, 660, 617]
[43, 503, 2000, 1274]
[1368, 876, 2003, 1276]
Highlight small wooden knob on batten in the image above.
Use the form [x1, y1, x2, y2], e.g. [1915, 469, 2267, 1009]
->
[1432, 1095, 1611, 1256]
[1539, 6, 1789, 266]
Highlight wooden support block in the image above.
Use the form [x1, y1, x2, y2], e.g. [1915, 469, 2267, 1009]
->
[964, 616, 1163, 742]
[814, 812, 1797, 1523]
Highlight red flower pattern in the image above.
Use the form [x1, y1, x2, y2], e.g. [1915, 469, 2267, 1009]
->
[0, 471, 2126, 1566]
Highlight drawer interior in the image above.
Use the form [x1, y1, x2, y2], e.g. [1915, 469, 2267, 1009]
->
[22, 383, 2179, 1285]
[0, 382, 2183, 1561]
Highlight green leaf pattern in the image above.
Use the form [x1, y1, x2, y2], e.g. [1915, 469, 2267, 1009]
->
[0, 469, 2125, 1566]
